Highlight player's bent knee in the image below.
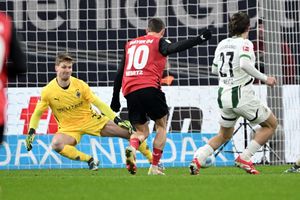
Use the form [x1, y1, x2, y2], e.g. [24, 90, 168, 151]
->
[219, 126, 234, 141]
[271, 115, 278, 130]
[51, 140, 64, 152]
[261, 113, 278, 131]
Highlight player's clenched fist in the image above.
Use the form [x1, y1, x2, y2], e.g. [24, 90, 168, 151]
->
[197, 29, 212, 43]
[265, 76, 277, 87]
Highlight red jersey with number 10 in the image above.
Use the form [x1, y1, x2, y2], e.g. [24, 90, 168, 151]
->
[122, 35, 167, 96]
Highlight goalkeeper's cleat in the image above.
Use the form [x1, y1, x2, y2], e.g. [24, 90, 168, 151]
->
[88, 158, 99, 171]
[125, 146, 137, 175]
[284, 165, 300, 173]
[189, 158, 201, 175]
[148, 164, 165, 175]
[235, 155, 260, 175]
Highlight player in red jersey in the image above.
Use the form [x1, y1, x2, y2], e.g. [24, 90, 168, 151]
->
[110, 18, 211, 175]
[0, 12, 26, 144]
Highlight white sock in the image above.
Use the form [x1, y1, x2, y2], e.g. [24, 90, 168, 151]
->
[296, 155, 300, 166]
[240, 140, 261, 162]
[194, 144, 214, 165]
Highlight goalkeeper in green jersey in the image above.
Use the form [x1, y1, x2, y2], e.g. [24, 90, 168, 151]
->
[25, 53, 152, 170]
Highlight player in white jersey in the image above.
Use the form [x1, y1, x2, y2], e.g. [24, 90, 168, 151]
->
[189, 12, 278, 175]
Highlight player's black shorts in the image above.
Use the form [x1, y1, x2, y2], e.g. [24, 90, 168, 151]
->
[125, 87, 169, 125]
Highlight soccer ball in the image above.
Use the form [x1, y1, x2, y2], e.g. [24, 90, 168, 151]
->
[201, 154, 216, 168]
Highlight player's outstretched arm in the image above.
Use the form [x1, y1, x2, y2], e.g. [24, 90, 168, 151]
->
[25, 109, 43, 151]
[159, 29, 212, 56]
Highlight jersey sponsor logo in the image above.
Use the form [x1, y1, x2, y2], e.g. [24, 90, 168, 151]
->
[129, 39, 153, 46]
[56, 101, 83, 113]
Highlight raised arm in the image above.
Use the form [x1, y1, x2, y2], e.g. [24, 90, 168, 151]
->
[159, 29, 212, 56]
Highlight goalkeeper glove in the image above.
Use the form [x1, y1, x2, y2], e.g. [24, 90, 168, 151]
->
[25, 128, 36, 151]
[114, 116, 134, 134]
[197, 29, 212, 44]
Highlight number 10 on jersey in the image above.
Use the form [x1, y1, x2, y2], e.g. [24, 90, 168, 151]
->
[126, 45, 149, 70]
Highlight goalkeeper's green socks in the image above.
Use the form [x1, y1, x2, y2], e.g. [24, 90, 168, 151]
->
[59, 145, 91, 162]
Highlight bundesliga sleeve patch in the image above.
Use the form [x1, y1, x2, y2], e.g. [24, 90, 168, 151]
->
[243, 45, 250, 51]
[164, 39, 172, 43]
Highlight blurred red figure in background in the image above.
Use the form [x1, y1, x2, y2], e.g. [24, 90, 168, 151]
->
[253, 19, 296, 84]
[0, 12, 26, 144]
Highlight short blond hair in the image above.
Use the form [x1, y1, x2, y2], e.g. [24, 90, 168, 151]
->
[55, 53, 74, 65]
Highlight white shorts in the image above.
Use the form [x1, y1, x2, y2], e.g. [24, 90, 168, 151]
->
[218, 85, 272, 128]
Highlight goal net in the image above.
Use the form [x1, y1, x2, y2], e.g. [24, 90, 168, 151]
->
[1, 0, 299, 169]
[258, 0, 300, 164]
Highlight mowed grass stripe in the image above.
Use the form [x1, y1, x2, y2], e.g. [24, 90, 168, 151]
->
[0, 165, 299, 200]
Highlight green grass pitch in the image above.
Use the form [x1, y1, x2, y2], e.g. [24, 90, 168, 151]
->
[0, 165, 299, 200]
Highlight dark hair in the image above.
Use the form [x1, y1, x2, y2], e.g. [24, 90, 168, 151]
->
[229, 12, 250, 36]
[55, 53, 74, 65]
[148, 18, 165, 33]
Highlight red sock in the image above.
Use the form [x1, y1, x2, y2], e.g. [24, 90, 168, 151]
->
[129, 138, 140, 150]
[152, 148, 163, 166]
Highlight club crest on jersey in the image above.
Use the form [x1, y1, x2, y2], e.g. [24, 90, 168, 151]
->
[243, 45, 250, 51]
[76, 89, 81, 98]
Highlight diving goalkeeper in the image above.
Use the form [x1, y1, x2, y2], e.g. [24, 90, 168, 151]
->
[25, 53, 152, 170]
